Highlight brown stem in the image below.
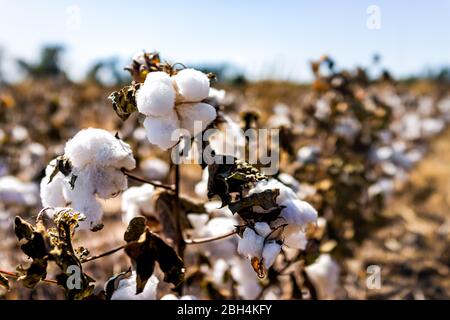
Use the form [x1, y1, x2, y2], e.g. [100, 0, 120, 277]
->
[122, 169, 175, 190]
[0, 269, 58, 285]
[184, 230, 237, 245]
[81, 244, 126, 263]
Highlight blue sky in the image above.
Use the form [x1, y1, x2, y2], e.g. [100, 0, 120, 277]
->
[0, 0, 449, 82]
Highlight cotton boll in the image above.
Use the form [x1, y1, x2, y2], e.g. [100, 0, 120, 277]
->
[64, 128, 135, 169]
[262, 241, 281, 269]
[173, 68, 210, 102]
[250, 179, 318, 228]
[238, 228, 265, 259]
[283, 225, 307, 250]
[177, 102, 217, 136]
[305, 254, 340, 299]
[121, 184, 155, 223]
[0, 176, 39, 206]
[140, 158, 170, 181]
[254, 222, 272, 237]
[143, 110, 181, 150]
[136, 71, 176, 117]
[111, 272, 158, 300]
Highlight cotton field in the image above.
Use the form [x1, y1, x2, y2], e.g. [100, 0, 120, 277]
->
[1, 1, 450, 303]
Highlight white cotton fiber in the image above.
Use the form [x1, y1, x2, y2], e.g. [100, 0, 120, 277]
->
[262, 241, 281, 269]
[40, 161, 66, 208]
[176, 102, 217, 136]
[282, 225, 307, 250]
[121, 184, 156, 223]
[143, 109, 180, 150]
[64, 128, 135, 170]
[136, 71, 176, 117]
[237, 228, 265, 259]
[250, 179, 318, 228]
[111, 272, 159, 300]
[254, 222, 272, 238]
[173, 68, 210, 102]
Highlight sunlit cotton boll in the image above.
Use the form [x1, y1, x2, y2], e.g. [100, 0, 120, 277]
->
[136, 71, 176, 117]
[41, 128, 136, 231]
[305, 254, 340, 299]
[249, 179, 318, 228]
[172, 68, 210, 102]
[111, 272, 159, 300]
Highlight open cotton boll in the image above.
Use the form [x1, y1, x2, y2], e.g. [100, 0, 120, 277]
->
[121, 184, 155, 223]
[305, 254, 340, 299]
[143, 109, 180, 150]
[0, 176, 39, 206]
[173, 68, 210, 102]
[249, 179, 318, 228]
[238, 228, 264, 259]
[111, 272, 159, 300]
[176, 102, 217, 136]
[64, 128, 135, 170]
[262, 241, 281, 269]
[208, 115, 246, 159]
[136, 71, 176, 117]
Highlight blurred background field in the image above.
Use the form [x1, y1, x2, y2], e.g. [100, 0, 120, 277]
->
[1, 0, 450, 300]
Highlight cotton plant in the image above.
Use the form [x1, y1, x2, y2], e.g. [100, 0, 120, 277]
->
[135, 69, 217, 150]
[40, 128, 136, 231]
[233, 178, 317, 274]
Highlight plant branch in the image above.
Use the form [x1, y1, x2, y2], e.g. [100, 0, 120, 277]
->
[81, 244, 126, 263]
[122, 169, 175, 190]
[184, 229, 238, 245]
[0, 269, 58, 285]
